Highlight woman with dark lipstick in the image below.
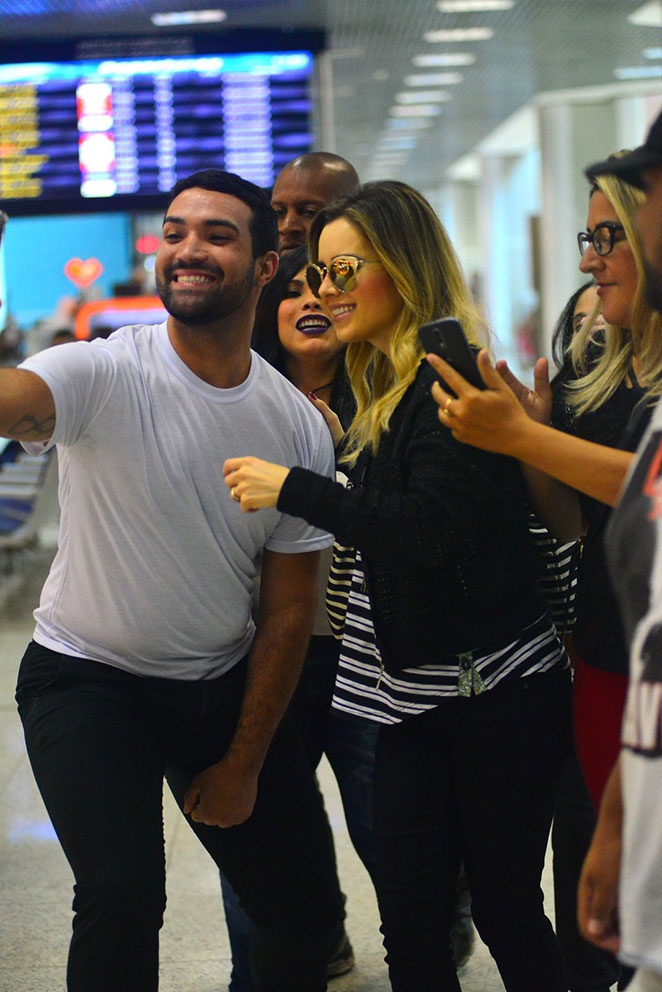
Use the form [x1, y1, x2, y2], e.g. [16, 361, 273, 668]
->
[220, 245, 376, 989]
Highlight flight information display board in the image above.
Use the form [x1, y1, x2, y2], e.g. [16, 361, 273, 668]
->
[0, 50, 314, 214]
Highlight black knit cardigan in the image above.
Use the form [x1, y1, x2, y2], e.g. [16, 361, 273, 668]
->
[278, 360, 547, 674]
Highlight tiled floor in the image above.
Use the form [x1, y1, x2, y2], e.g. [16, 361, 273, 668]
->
[0, 547, 560, 992]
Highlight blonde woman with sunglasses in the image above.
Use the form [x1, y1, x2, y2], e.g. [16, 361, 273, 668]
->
[224, 181, 571, 990]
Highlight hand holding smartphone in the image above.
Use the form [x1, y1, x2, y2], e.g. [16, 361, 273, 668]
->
[418, 317, 485, 393]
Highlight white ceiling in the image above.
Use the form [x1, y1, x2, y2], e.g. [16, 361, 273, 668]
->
[1, 0, 660, 190]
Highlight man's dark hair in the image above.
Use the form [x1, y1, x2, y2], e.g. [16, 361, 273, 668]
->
[166, 170, 278, 258]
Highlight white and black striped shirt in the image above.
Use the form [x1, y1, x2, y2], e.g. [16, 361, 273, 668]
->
[332, 552, 569, 726]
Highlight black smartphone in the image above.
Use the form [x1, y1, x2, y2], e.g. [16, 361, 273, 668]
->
[418, 317, 485, 392]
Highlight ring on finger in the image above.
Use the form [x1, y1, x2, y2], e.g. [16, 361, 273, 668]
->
[443, 397, 453, 416]
[231, 487, 240, 502]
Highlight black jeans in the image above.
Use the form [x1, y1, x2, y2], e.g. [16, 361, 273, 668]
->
[374, 666, 573, 992]
[16, 641, 343, 992]
[552, 749, 621, 991]
[290, 635, 378, 878]
[222, 634, 378, 991]
[552, 749, 635, 992]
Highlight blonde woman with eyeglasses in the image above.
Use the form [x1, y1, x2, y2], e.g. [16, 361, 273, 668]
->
[428, 161, 662, 817]
[224, 180, 572, 991]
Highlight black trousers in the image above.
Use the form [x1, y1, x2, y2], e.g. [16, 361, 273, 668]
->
[552, 749, 620, 991]
[16, 641, 343, 992]
[552, 749, 635, 992]
[374, 666, 573, 992]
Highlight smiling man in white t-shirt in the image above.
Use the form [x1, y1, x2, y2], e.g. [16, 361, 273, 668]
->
[7, 169, 342, 992]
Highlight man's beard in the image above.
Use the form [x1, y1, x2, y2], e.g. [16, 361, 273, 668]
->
[156, 265, 255, 326]
[643, 258, 662, 314]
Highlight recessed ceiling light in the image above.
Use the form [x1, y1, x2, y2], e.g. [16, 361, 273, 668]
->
[424, 27, 493, 42]
[413, 53, 476, 66]
[614, 65, 662, 78]
[379, 132, 418, 142]
[390, 104, 443, 117]
[404, 72, 463, 85]
[644, 47, 662, 58]
[396, 90, 451, 103]
[628, 2, 662, 27]
[151, 9, 227, 26]
[438, 0, 513, 10]
[387, 117, 433, 130]
[378, 137, 418, 149]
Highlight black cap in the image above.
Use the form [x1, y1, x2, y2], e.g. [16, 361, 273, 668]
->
[585, 109, 662, 190]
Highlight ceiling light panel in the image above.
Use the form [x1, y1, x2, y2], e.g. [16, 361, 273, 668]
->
[438, 0, 513, 9]
[390, 104, 443, 116]
[396, 90, 451, 103]
[404, 72, 463, 85]
[151, 9, 226, 26]
[386, 118, 433, 130]
[378, 139, 418, 149]
[614, 65, 662, 78]
[628, 2, 662, 27]
[424, 27, 494, 41]
[412, 53, 477, 66]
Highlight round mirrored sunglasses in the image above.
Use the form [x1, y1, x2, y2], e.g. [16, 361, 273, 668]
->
[305, 256, 380, 298]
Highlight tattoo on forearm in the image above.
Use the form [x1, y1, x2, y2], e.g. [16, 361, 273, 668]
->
[9, 413, 55, 438]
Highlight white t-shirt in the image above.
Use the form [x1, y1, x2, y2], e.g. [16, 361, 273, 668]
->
[20, 323, 334, 679]
[606, 397, 662, 974]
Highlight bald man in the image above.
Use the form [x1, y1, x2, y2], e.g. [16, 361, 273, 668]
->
[271, 152, 359, 253]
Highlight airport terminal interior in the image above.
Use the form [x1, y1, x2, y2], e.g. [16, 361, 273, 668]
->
[0, 0, 661, 990]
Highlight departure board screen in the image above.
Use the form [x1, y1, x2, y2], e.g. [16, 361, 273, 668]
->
[0, 50, 315, 215]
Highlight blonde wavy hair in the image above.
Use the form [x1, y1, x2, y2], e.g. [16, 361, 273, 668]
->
[568, 156, 662, 416]
[307, 180, 488, 464]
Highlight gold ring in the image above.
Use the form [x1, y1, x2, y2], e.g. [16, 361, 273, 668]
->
[444, 397, 453, 415]
[231, 487, 240, 502]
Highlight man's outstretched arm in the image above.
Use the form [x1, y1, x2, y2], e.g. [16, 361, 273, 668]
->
[184, 547, 320, 827]
[0, 369, 56, 441]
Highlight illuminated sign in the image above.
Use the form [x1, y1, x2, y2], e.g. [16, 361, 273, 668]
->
[0, 51, 314, 213]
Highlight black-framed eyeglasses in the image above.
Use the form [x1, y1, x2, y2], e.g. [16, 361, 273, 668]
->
[577, 222, 626, 257]
[305, 255, 380, 298]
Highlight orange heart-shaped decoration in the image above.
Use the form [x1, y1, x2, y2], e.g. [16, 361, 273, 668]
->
[64, 257, 104, 289]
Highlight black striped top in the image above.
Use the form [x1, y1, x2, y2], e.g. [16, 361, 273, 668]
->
[332, 552, 569, 726]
